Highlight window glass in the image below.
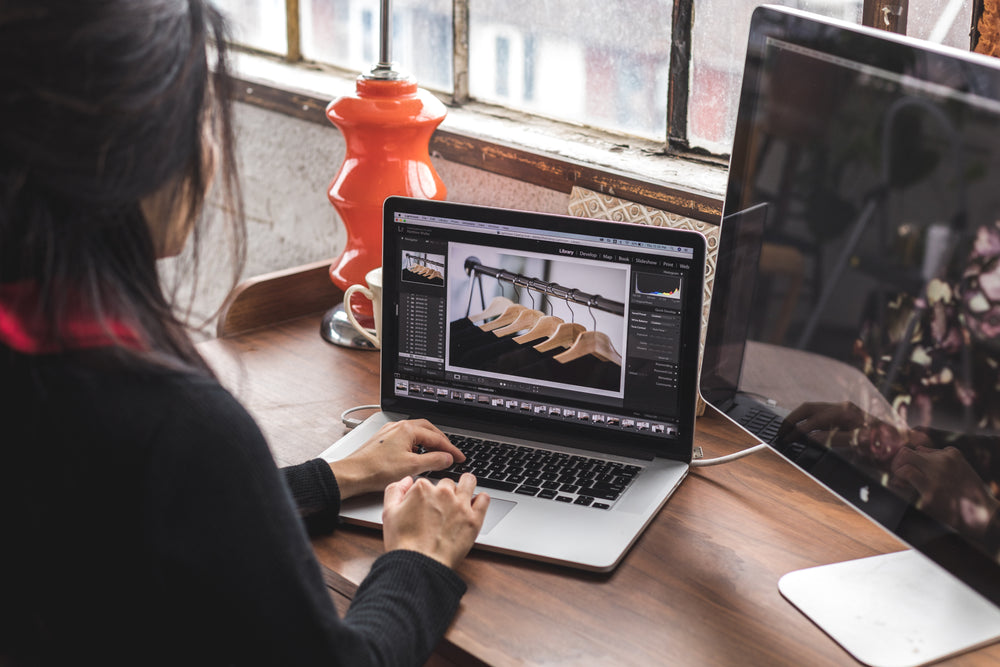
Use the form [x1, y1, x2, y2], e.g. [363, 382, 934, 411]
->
[689, 0, 862, 155]
[300, 0, 453, 93]
[907, 0, 973, 50]
[223, 1, 979, 158]
[214, 0, 287, 55]
[469, 0, 672, 141]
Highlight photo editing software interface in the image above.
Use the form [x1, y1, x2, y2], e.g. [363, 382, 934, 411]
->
[390, 210, 701, 443]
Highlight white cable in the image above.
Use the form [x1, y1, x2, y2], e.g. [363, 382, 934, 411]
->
[340, 404, 380, 429]
[690, 443, 768, 467]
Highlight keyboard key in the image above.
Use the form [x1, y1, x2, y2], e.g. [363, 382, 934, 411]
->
[426, 470, 520, 492]
[577, 486, 624, 501]
[426, 470, 462, 482]
[477, 477, 519, 492]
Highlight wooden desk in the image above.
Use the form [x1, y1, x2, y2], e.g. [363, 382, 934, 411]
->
[198, 268, 999, 666]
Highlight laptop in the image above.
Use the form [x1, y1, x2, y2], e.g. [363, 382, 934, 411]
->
[321, 196, 707, 571]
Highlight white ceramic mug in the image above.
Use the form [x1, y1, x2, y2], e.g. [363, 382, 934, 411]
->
[344, 267, 383, 349]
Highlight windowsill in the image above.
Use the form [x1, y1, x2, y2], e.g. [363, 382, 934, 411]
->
[231, 50, 729, 223]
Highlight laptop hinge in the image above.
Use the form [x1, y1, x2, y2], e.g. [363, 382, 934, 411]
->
[398, 408, 663, 462]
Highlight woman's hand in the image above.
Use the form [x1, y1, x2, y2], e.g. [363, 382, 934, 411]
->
[775, 401, 920, 463]
[775, 401, 868, 448]
[382, 472, 490, 570]
[328, 419, 466, 500]
[890, 445, 1000, 538]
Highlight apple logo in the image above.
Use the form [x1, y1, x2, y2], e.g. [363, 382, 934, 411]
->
[859, 485, 870, 503]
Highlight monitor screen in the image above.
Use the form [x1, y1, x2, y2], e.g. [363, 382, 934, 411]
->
[701, 6, 1000, 607]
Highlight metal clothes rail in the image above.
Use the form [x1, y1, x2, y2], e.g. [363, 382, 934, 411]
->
[463, 257, 625, 317]
[404, 253, 445, 268]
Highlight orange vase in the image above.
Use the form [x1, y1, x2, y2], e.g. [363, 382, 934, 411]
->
[326, 75, 447, 328]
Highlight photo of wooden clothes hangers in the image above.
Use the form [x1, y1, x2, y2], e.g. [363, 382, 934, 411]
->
[475, 280, 549, 337]
[469, 293, 576, 349]
[411, 265, 443, 279]
[513, 314, 565, 343]
[479, 304, 528, 332]
[551, 296, 622, 366]
[403, 253, 444, 283]
[464, 266, 623, 366]
[554, 330, 622, 366]
[483, 285, 558, 337]
[452, 260, 625, 391]
[468, 296, 514, 323]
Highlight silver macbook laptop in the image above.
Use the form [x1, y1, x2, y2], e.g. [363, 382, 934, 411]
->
[321, 196, 706, 571]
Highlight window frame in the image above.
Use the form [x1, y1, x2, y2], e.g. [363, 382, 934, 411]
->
[230, 0, 982, 223]
[277, 1, 971, 143]
[232, 70, 728, 222]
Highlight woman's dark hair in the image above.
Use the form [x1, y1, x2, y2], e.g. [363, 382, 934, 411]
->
[0, 0, 244, 371]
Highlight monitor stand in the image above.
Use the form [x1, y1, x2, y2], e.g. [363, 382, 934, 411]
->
[779, 550, 1000, 667]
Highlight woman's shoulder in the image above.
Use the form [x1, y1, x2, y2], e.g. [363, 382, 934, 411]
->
[7, 348, 265, 464]
[69, 351, 243, 417]
[110, 358, 266, 458]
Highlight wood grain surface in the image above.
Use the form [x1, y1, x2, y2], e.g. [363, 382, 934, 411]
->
[199, 310, 1000, 666]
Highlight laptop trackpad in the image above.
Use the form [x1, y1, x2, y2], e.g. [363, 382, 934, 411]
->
[480, 497, 516, 535]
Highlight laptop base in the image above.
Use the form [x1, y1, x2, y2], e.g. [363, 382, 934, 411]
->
[324, 411, 687, 572]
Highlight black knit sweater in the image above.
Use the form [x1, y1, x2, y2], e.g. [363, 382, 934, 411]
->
[1, 346, 466, 666]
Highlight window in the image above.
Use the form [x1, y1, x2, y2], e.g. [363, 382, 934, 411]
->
[299, 0, 454, 93]
[907, 0, 973, 45]
[216, 0, 980, 156]
[214, 0, 288, 54]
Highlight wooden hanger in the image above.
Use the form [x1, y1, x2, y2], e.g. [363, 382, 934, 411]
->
[480, 304, 527, 331]
[553, 331, 622, 366]
[413, 265, 442, 280]
[513, 315, 563, 344]
[533, 322, 585, 353]
[492, 309, 544, 337]
[468, 296, 514, 323]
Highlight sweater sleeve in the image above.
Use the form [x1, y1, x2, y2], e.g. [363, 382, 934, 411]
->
[147, 376, 467, 666]
[282, 458, 343, 536]
[345, 550, 468, 665]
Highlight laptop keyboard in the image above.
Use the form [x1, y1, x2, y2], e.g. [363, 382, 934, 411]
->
[737, 407, 782, 443]
[426, 434, 642, 509]
[737, 407, 818, 463]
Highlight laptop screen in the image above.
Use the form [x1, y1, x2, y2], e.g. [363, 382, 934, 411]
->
[379, 196, 706, 461]
[700, 6, 1000, 605]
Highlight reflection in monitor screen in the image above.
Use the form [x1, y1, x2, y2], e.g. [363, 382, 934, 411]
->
[702, 6, 1000, 665]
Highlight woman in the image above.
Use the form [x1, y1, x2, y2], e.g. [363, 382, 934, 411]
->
[0, 1, 488, 664]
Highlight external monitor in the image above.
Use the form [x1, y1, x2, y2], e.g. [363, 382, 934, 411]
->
[701, 5, 1000, 665]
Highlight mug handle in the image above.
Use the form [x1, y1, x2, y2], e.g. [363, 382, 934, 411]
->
[343, 284, 381, 348]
